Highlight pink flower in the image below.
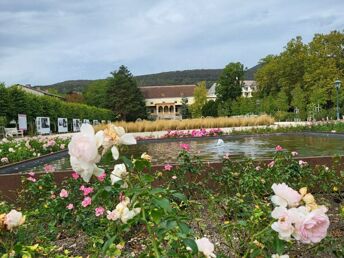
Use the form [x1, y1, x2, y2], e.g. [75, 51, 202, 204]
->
[291, 151, 298, 156]
[271, 183, 302, 208]
[71, 172, 80, 180]
[97, 172, 106, 182]
[180, 143, 190, 151]
[27, 176, 36, 182]
[95, 206, 105, 216]
[80, 186, 94, 196]
[294, 206, 330, 244]
[28, 172, 35, 177]
[271, 206, 296, 241]
[268, 160, 275, 168]
[44, 164, 55, 173]
[81, 197, 92, 207]
[223, 153, 230, 160]
[66, 203, 74, 210]
[164, 164, 173, 171]
[59, 189, 69, 198]
[47, 140, 56, 147]
[275, 145, 283, 151]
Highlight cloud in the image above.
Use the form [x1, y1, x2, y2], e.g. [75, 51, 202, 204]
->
[0, 0, 343, 85]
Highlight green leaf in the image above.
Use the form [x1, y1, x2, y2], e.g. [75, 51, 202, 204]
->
[121, 156, 133, 169]
[178, 222, 191, 234]
[149, 187, 166, 195]
[183, 238, 198, 253]
[172, 192, 187, 202]
[102, 235, 117, 254]
[153, 198, 172, 212]
[141, 174, 154, 183]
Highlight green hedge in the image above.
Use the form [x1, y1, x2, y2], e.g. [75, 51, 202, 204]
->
[0, 84, 115, 133]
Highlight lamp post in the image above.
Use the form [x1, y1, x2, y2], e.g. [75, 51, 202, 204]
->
[334, 80, 342, 120]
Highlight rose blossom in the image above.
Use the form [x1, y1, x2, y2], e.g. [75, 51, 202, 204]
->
[293, 206, 330, 244]
[271, 183, 302, 208]
[271, 206, 296, 241]
[272, 254, 289, 258]
[275, 145, 283, 151]
[66, 203, 74, 210]
[195, 237, 216, 258]
[97, 172, 106, 182]
[81, 197, 92, 207]
[80, 186, 93, 196]
[59, 189, 69, 198]
[164, 164, 173, 171]
[71, 172, 80, 180]
[4, 210, 25, 230]
[180, 143, 190, 151]
[28, 172, 35, 177]
[267, 160, 275, 168]
[1, 157, 9, 163]
[141, 152, 152, 162]
[291, 151, 298, 156]
[298, 160, 308, 168]
[95, 206, 105, 217]
[27, 177, 36, 182]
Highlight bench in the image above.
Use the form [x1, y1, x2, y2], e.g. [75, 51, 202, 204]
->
[4, 128, 24, 138]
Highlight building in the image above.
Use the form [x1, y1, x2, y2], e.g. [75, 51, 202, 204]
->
[140, 85, 196, 120]
[208, 80, 257, 99]
[16, 84, 65, 100]
[241, 80, 257, 98]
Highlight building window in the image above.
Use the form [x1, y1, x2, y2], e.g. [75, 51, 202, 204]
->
[158, 106, 163, 113]
[164, 106, 168, 113]
[169, 106, 174, 113]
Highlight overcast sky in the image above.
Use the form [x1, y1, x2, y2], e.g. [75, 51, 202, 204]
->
[0, 0, 343, 86]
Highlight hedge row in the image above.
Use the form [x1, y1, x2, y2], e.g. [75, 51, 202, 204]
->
[0, 85, 115, 133]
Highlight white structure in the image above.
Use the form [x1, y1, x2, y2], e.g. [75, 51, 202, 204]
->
[241, 80, 257, 98]
[207, 83, 217, 101]
[209, 80, 257, 99]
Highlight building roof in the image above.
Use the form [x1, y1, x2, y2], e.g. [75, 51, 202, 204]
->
[140, 85, 196, 99]
[19, 85, 65, 100]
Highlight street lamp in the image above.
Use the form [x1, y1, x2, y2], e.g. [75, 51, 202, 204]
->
[334, 80, 342, 120]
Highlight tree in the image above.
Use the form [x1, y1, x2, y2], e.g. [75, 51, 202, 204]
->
[106, 65, 147, 121]
[84, 80, 108, 108]
[291, 85, 306, 118]
[202, 100, 218, 117]
[180, 97, 191, 119]
[0, 83, 10, 118]
[215, 62, 244, 102]
[275, 90, 289, 112]
[66, 92, 85, 103]
[190, 81, 208, 118]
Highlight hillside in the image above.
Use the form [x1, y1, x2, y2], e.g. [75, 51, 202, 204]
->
[34, 64, 260, 94]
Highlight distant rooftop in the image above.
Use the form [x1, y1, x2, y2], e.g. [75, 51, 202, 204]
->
[140, 84, 196, 98]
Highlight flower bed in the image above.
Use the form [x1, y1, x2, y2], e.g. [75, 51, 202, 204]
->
[0, 136, 70, 167]
[0, 125, 343, 257]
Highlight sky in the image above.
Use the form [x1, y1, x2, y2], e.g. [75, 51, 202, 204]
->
[0, 0, 343, 86]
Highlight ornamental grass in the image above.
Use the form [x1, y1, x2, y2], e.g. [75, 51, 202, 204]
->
[96, 115, 275, 133]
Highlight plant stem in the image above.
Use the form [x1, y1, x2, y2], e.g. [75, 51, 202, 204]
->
[243, 222, 272, 258]
[142, 207, 160, 258]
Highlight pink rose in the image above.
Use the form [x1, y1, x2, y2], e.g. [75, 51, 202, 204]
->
[275, 145, 283, 151]
[66, 203, 74, 210]
[268, 160, 275, 168]
[97, 172, 106, 182]
[80, 186, 93, 196]
[28, 172, 35, 177]
[71, 172, 80, 180]
[95, 206, 105, 216]
[164, 164, 173, 171]
[59, 189, 69, 198]
[271, 207, 296, 241]
[27, 176, 36, 182]
[180, 143, 190, 151]
[271, 183, 302, 208]
[294, 206, 330, 244]
[81, 197, 92, 207]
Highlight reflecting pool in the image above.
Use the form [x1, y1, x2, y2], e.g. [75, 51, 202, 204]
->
[22, 133, 344, 172]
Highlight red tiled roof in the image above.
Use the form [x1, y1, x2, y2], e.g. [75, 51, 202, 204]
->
[140, 85, 196, 99]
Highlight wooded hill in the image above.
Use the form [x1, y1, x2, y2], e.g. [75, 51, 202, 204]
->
[34, 65, 260, 94]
